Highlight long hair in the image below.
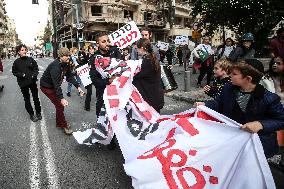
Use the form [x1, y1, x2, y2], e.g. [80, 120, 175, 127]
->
[136, 38, 160, 73]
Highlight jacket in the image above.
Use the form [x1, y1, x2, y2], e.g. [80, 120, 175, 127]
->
[133, 57, 164, 112]
[40, 59, 79, 99]
[205, 83, 284, 158]
[229, 46, 255, 62]
[12, 56, 39, 88]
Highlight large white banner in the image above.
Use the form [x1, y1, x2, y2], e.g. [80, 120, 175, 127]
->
[73, 60, 275, 189]
[109, 21, 142, 49]
[76, 64, 92, 87]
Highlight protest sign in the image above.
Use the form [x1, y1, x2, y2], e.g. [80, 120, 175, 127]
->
[157, 41, 169, 51]
[109, 21, 142, 49]
[175, 35, 189, 46]
[76, 64, 92, 87]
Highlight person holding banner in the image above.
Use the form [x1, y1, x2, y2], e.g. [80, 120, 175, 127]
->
[84, 45, 96, 111]
[196, 59, 284, 159]
[193, 36, 214, 87]
[89, 32, 122, 150]
[40, 48, 85, 135]
[133, 38, 164, 113]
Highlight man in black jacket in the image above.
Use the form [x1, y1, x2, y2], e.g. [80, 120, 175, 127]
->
[12, 44, 41, 122]
[89, 32, 122, 149]
[40, 47, 85, 135]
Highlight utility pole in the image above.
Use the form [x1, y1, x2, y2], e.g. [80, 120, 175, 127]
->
[52, 0, 58, 58]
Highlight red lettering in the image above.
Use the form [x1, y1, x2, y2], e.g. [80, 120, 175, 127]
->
[107, 85, 118, 96]
[176, 118, 199, 136]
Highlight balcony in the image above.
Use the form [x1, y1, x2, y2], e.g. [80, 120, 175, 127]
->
[122, 0, 143, 5]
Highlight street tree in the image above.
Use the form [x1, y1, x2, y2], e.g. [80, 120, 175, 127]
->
[192, 0, 283, 35]
[41, 24, 52, 44]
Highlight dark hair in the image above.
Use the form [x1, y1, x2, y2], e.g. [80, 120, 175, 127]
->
[267, 55, 284, 77]
[136, 38, 160, 73]
[88, 45, 95, 51]
[140, 27, 152, 35]
[231, 60, 264, 84]
[95, 32, 108, 42]
[16, 44, 27, 54]
[225, 38, 235, 45]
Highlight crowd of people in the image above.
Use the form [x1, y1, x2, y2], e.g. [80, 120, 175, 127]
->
[4, 26, 284, 176]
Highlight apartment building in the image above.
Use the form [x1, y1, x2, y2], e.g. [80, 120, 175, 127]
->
[49, 0, 194, 48]
[5, 17, 18, 52]
[0, 0, 7, 55]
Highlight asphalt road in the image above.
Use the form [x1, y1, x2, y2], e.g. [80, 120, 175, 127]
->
[0, 57, 192, 189]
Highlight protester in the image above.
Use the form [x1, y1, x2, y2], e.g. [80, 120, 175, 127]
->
[193, 36, 214, 87]
[269, 27, 284, 58]
[182, 44, 190, 67]
[130, 27, 159, 61]
[0, 56, 4, 92]
[122, 46, 131, 61]
[84, 45, 96, 111]
[133, 38, 164, 113]
[177, 46, 183, 66]
[216, 38, 235, 60]
[67, 47, 82, 97]
[203, 58, 231, 99]
[40, 47, 85, 135]
[89, 32, 122, 150]
[12, 44, 41, 122]
[229, 33, 255, 62]
[195, 59, 284, 158]
[165, 47, 174, 66]
[78, 47, 88, 65]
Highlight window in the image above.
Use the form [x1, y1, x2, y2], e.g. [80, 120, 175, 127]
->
[124, 10, 133, 20]
[91, 6, 102, 16]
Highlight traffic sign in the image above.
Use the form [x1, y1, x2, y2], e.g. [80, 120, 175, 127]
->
[72, 23, 84, 30]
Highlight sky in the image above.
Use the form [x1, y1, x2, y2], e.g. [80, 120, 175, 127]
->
[5, 0, 49, 46]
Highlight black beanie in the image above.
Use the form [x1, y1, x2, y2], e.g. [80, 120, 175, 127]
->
[245, 59, 264, 73]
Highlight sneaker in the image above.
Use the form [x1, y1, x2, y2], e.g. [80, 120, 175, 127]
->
[36, 113, 42, 120]
[30, 115, 38, 122]
[64, 127, 73, 135]
[67, 92, 71, 97]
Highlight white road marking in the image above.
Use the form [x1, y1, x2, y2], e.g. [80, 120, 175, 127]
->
[40, 114, 60, 189]
[29, 122, 41, 189]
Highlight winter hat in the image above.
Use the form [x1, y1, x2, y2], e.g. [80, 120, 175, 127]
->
[58, 47, 70, 57]
[245, 59, 264, 73]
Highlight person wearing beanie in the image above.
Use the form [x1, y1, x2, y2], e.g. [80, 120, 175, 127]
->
[195, 59, 284, 159]
[40, 47, 85, 135]
[229, 33, 255, 62]
[12, 44, 42, 122]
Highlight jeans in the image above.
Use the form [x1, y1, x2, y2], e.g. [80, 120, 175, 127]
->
[20, 82, 41, 116]
[67, 75, 82, 93]
[40, 87, 68, 128]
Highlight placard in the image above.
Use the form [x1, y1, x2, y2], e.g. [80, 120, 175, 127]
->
[175, 35, 189, 46]
[76, 64, 92, 87]
[156, 41, 169, 51]
[109, 21, 142, 49]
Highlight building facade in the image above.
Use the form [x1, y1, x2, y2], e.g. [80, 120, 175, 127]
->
[49, 0, 195, 49]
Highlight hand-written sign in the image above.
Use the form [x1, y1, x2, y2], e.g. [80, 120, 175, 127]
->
[109, 21, 142, 49]
[157, 41, 169, 51]
[76, 64, 92, 87]
[175, 35, 189, 46]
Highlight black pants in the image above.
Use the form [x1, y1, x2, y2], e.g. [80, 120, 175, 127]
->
[197, 63, 213, 85]
[20, 82, 41, 116]
[96, 88, 105, 117]
[84, 84, 93, 109]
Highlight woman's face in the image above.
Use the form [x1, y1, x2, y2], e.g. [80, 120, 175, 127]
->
[225, 40, 232, 46]
[272, 57, 284, 73]
[137, 47, 146, 56]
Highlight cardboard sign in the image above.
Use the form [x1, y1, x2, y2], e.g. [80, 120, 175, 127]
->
[76, 64, 92, 87]
[175, 35, 189, 46]
[109, 21, 142, 49]
[156, 41, 169, 51]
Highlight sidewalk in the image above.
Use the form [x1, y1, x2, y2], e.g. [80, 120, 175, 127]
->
[165, 64, 212, 104]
